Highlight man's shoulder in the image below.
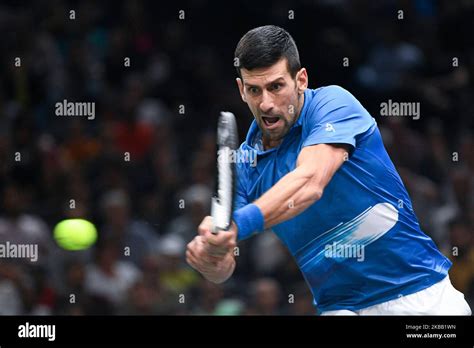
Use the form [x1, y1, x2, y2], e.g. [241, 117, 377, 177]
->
[304, 85, 369, 123]
[306, 85, 357, 108]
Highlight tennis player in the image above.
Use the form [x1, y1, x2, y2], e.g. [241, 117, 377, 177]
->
[186, 25, 472, 315]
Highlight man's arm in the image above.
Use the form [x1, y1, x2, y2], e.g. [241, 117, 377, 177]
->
[186, 144, 349, 284]
[255, 143, 349, 228]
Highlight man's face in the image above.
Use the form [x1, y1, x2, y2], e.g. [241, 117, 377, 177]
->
[237, 58, 307, 147]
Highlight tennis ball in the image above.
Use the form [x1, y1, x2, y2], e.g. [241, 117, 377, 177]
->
[53, 219, 97, 251]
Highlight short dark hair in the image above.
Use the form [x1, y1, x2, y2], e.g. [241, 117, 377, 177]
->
[234, 25, 301, 79]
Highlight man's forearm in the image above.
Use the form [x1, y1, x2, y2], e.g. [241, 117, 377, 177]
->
[253, 144, 348, 228]
[254, 166, 321, 228]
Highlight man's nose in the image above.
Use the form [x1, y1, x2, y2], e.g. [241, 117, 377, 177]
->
[259, 90, 274, 114]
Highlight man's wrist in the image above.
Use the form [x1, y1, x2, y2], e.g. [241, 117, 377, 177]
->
[232, 203, 264, 239]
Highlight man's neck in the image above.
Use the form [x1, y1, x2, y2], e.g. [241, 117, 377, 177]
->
[263, 138, 282, 150]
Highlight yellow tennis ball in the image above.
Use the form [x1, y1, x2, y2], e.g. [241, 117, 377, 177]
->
[54, 219, 97, 251]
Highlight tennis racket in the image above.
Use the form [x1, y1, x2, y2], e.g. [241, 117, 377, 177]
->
[211, 111, 239, 233]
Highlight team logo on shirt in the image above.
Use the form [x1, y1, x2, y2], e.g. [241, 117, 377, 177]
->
[325, 123, 335, 132]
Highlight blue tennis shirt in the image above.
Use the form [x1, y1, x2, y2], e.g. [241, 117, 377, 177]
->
[233, 85, 451, 312]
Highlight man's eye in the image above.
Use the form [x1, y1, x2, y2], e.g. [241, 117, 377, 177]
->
[248, 87, 259, 94]
[272, 83, 282, 91]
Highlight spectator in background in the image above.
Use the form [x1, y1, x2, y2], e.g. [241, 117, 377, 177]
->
[84, 239, 141, 312]
[444, 218, 474, 295]
[129, 254, 185, 315]
[166, 184, 212, 243]
[54, 260, 87, 315]
[0, 181, 55, 314]
[188, 132, 216, 188]
[190, 279, 225, 315]
[356, 25, 424, 93]
[285, 282, 316, 316]
[156, 233, 199, 298]
[0, 182, 53, 268]
[121, 278, 160, 315]
[0, 262, 34, 314]
[100, 189, 159, 267]
[113, 75, 154, 162]
[432, 166, 474, 249]
[62, 120, 101, 164]
[244, 278, 283, 315]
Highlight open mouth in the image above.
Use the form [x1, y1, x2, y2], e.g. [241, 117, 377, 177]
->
[262, 116, 280, 128]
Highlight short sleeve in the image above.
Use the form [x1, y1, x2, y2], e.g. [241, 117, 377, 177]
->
[233, 160, 248, 212]
[232, 153, 263, 241]
[302, 85, 376, 150]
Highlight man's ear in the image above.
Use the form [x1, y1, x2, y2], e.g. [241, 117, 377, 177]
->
[296, 68, 308, 95]
[236, 78, 246, 102]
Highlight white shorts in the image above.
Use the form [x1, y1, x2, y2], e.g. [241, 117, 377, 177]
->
[321, 276, 472, 315]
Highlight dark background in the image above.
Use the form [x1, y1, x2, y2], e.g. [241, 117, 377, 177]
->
[0, 0, 472, 315]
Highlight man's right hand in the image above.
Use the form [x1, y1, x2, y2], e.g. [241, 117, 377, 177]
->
[186, 216, 237, 284]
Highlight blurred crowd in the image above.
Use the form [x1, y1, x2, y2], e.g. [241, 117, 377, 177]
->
[0, 0, 472, 315]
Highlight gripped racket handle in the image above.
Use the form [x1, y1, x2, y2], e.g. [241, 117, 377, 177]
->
[211, 111, 239, 234]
